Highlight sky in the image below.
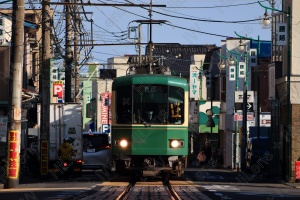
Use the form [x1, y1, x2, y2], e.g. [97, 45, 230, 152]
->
[80, 0, 281, 64]
[1, 0, 282, 66]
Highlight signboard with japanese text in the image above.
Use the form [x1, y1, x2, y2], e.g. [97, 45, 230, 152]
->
[7, 130, 20, 178]
[101, 92, 111, 125]
[234, 112, 254, 121]
[0, 117, 7, 142]
[238, 62, 246, 78]
[229, 66, 236, 81]
[249, 49, 257, 67]
[189, 65, 200, 99]
[234, 91, 254, 103]
[260, 112, 271, 127]
[40, 141, 48, 175]
[277, 23, 287, 46]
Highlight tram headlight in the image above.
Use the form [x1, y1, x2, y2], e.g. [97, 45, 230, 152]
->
[170, 140, 180, 148]
[120, 139, 128, 147]
[170, 140, 184, 148]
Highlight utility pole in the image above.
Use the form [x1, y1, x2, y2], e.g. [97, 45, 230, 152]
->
[65, 0, 73, 102]
[148, 0, 153, 73]
[5, 0, 24, 189]
[74, 6, 80, 103]
[39, 0, 51, 178]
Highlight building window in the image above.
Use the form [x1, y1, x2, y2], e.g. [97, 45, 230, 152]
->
[0, 19, 3, 26]
[0, 29, 3, 36]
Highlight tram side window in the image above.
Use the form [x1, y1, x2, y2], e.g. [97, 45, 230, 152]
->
[168, 86, 184, 124]
[116, 85, 132, 124]
[133, 85, 168, 124]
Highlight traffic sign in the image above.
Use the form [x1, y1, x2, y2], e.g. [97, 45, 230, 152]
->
[53, 83, 63, 98]
[247, 103, 253, 111]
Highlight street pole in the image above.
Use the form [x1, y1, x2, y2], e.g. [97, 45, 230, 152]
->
[65, 0, 73, 102]
[234, 31, 261, 168]
[258, 0, 291, 181]
[40, 0, 51, 178]
[234, 55, 239, 171]
[74, 6, 80, 103]
[5, 0, 24, 189]
[242, 51, 249, 170]
[225, 48, 243, 170]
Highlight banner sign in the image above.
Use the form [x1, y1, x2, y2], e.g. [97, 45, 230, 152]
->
[101, 92, 111, 125]
[277, 23, 287, 46]
[7, 130, 20, 178]
[189, 65, 200, 99]
[238, 62, 246, 78]
[229, 66, 236, 81]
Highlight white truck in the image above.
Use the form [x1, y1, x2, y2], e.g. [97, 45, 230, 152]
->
[38, 103, 83, 178]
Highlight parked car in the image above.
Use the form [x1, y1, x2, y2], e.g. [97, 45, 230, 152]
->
[82, 132, 112, 170]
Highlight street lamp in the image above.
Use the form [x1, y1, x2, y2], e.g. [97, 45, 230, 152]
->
[258, 0, 291, 180]
[218, 51, 240, 170]
[226, 46, 248, 170]
[234, 31, 261, 171]
[237, 39, 245, 52]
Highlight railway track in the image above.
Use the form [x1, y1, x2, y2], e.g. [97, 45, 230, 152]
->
[73, 176, 211, 200]
[116, 179, 181, 200]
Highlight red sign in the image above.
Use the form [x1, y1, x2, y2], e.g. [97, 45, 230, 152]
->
[296, 161, 300, 180]
[53, 83, 63, 98]
[8, 130, 20, 178]
[234, 112, 254, 121]
[101, 92, 111, 125]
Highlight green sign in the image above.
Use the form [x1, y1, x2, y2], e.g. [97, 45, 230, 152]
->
[199, 100, 220, 133]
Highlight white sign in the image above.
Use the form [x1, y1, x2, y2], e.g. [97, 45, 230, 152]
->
[102, 124, 110, 133]
[260, 113, 271, 127]
[277, 23, 287, 46]
[189, 65, 200, 99]
[229, 66, 236, 81]
[235, 91, 254, 103]
[238, 62, 246, 78]
[249, 49, 257, 67]
[0, 117, 7, 142]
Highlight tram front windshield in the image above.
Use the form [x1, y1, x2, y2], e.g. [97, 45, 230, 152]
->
[116, 84, 184, 124]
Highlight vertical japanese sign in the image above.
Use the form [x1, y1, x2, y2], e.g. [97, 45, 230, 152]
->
[238, 62, 246, 78]
[229, 66, 236, 81]
[0, 117, 7, 142]
[277, 23, 287, 46]
[249, 49, 257, 67]
[101, 92, 111, 126]
[40, 141, 48, 175]
[7, 130, 20, 178]
[189, 65, 200, 99]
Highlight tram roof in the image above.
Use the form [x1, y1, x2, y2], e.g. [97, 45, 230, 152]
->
[112, 74, 188, 90]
